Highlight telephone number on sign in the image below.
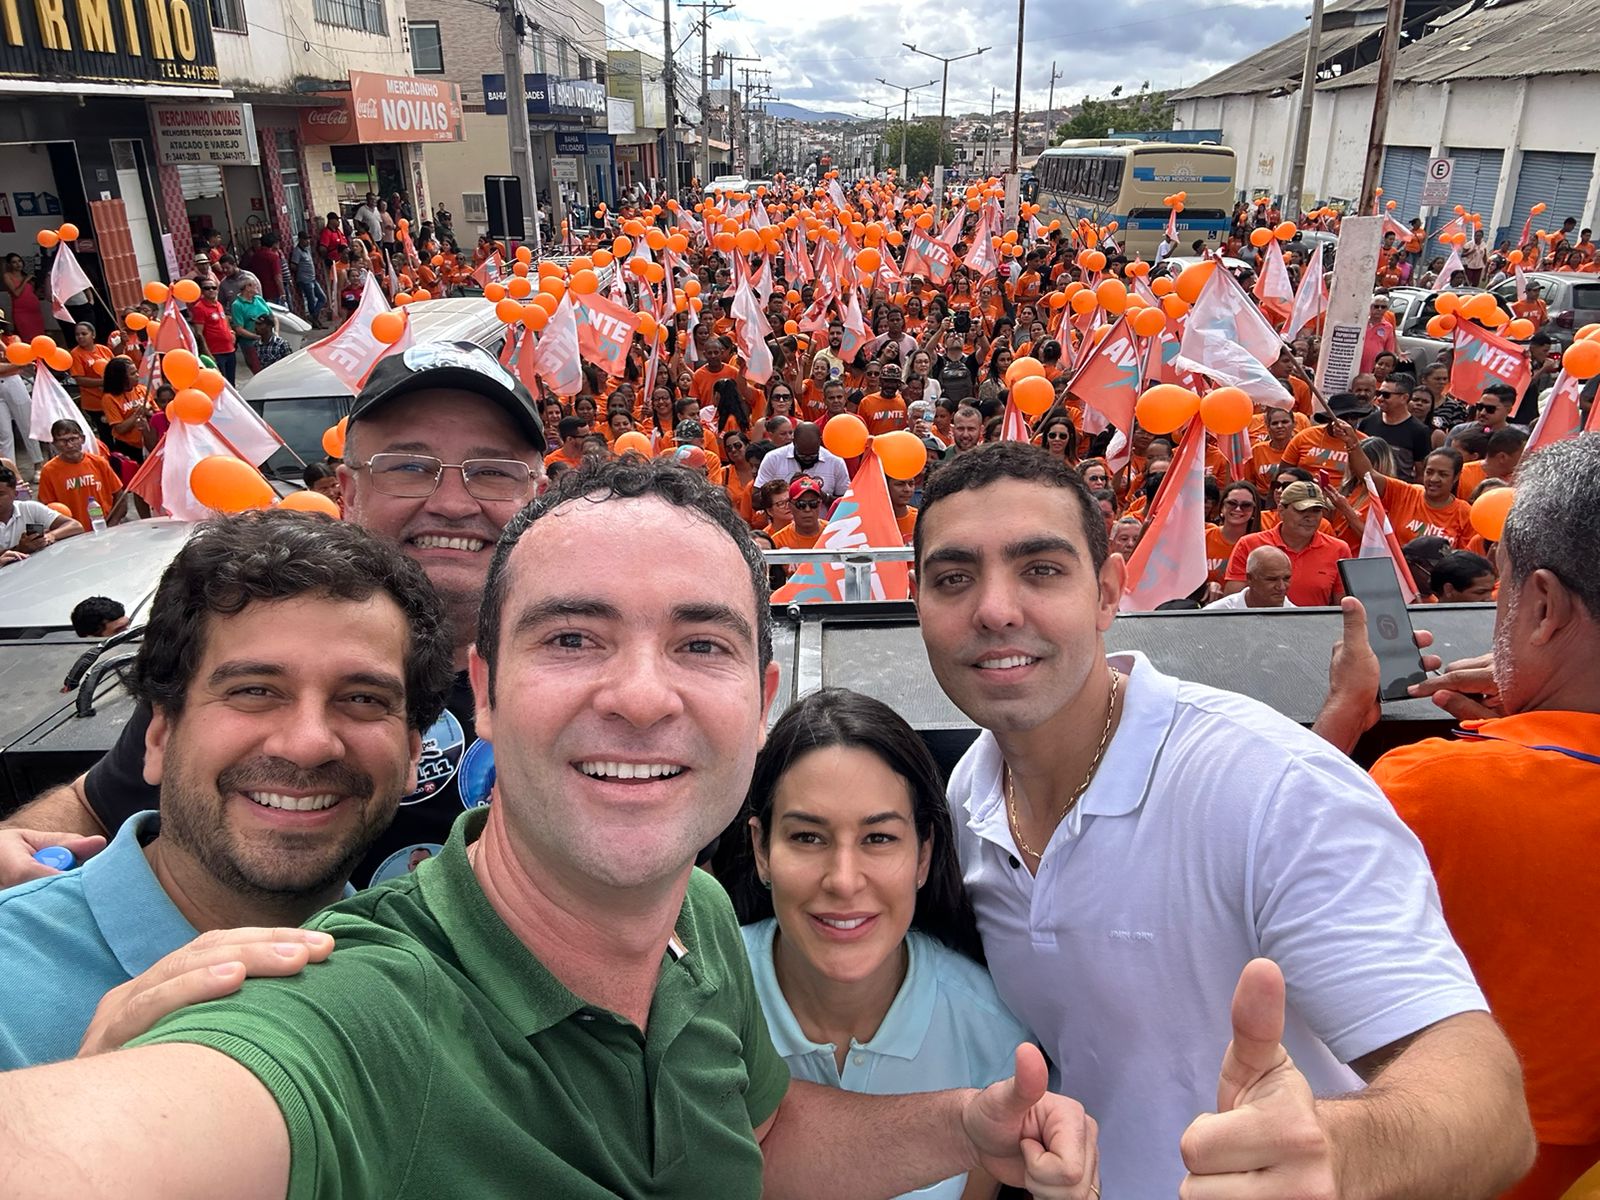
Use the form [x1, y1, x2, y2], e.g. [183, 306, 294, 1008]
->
[157, 63, 222, 83]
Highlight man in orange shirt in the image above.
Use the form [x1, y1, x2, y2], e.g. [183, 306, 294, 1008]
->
[37, 419, 123, 528]
[769, 475, 827, 552]
[1511, 280, 1549, 332]
[1343, 430, 1474, 547]
[888, 473, 917, 543]
[691, 336, 745, 415]
[543, 416, 589, 470]
[1281, 400, 1368, 489]
[1315, 432, 1600, 1200]
[857, 362, 909, 435]
[1224, 480, 1347, 605]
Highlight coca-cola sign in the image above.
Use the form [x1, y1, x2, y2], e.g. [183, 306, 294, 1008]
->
[300, 70, 463, 145]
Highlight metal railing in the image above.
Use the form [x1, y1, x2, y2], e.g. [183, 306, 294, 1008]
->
[761, 547, 915, 603]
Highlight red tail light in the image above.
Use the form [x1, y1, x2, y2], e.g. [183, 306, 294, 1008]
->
[1555, 309, 1575, 329]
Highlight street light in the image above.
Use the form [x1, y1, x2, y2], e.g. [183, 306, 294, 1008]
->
[876, 76, 939, 179]
[903, 42, 989, 170]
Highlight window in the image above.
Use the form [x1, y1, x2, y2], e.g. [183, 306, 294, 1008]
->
[208, 0, 246, 33]
[276, 129, 307, 239]
[578, 55, 591, 81]
[313, 0, 386, 36]
[557, 39, 570, 77]
[594, 59, 606, 85]
[409, 20, 442, 72]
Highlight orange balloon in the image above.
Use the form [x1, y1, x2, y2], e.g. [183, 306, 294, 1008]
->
[57, 222, 78, 241]
[1425, 314, 1457, 338]
[1463, 292, 1499, 322]
[1095, 278, 1128, 315]
[822, 413, 869, 458]
[370, 311, 405, 344]
[172, 278, 202, 304]
[784, 319, 799, 335]
[1151, 276, 1175, 298]
[645, 228, 668, 252]
[1082, 250, 1107, 273]
[496, 298, 524, 324]
[523, 305, 549, 331]
[1134, 383, 1200, 434]
[47, 347, 72, 372]
[1502, 318, 1535, 341]
[643, 262, 665, 284]
[507, 276, 533, 299]
[1469, 486, 1515, 541]
[1249, 227, 1273, 248]
[856, 248, 882, 273]
[539, 276, 567, 300]
[1012, 375, 1055, 416]
[1199, 387, 1253, 435]
[1130, 306, 1167, 338]
[279, 489, 341, 517]
[124, 311, 149, 332]
[614, 431, 652, 457]
[1577, 323, 1600, 341]
[735, 229, 762, 255]
[874, 430, 928, 480]
[36, 229, 58, 249]
[1005, 356, 1047, 385]
[667, 233, 689, 254]
[516, 245, 534, 263]
[1274, 221, 1297, 241]
[161, 348, 200, 389]
[1174, 261, 1216, 305]
[184, 369, 222, 404]
[46, 502, 72, 518]
[30, 335, 56, 359]
[1434, 292, 1460, 316]
[537, 260, 563, 277]
[1161, 295, 1190, 319]
[322, 418, 348, 459]
[167, 388, 215, 424]
[484, 282, 507, 302]
[1562, 338, 1600, 379]
[592, 249, 614, 268]
[1068, 290, 1097, 315]
[569, 269, 600, 295]
[5, 341, 34, 366]
[143, 281, 170, 305]
[190, 455, 274, 513]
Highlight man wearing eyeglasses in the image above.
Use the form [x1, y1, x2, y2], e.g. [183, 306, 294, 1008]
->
[36, 419, 124, 531]
[2, 344, 547, 890]
[189, 277, 238, 385]
[1359, 372, 1434, 481]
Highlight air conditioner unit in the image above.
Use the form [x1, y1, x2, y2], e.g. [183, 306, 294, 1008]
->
[463, 192, 488, 222]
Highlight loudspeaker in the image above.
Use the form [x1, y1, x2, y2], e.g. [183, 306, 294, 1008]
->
[483, 175, 524, 244]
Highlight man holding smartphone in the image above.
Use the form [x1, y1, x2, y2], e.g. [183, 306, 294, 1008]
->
[0, 465, 82, 563]
[1316, 432, 1600, 1200]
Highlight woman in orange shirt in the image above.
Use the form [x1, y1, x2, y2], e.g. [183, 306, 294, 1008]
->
[69, 323, 114, 426]
[798, 357, 830, 422]
[1248, 407, 1298, 491]
[721, 428, 758, 526]
[1205, 481, 1263, 586]
[98, 357, 152, 460]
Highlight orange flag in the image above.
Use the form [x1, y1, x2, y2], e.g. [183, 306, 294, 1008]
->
[1119, 417, 1208, 612]
[771, 450, 911, 603]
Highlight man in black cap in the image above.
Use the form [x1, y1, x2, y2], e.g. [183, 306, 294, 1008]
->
[0, 342, 549, 889]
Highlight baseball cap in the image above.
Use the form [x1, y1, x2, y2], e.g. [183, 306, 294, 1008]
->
[789, 475, 825, 501]
[673, 444, 709, 470]
[1280, 481, 1328, 511]
[351, 341, 546, 454]
[880, 362, 903, 381]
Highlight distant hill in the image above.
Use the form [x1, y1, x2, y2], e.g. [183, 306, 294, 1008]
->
[765, 101, 860, 122]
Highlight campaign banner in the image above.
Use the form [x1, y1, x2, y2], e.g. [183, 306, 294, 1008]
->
[1450, 321, 1531, 403]
[903, 229, 955, 285]
[573, 291, 637, 376]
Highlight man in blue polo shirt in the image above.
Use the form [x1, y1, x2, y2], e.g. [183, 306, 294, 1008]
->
[0, 511, 453, 1067]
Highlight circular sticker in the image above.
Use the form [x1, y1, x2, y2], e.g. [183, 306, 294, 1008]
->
[369, 842, 443, 887]
[458, 737, 495, 809]
[402, 709, 465, 805]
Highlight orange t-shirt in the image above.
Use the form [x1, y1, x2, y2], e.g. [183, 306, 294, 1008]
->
[1376, 476, 1473, 547]
[1249, 441, 1290, 492]
[70, 344, 114, 413]
[798, 380, 829, 423]
[544, 446, 585, 469]
[1372, 711, 1600, 1199]
[1225, 526, 1347, 606]
[101, 385, 149, 448]
[724, 473, 756, 526]
[857, 392, 908, 435]
[691, 363, 742, 411]
[895, 505, 917, 543]
[1280, 425, 1349, 490]
[1248, 410, 1310, 438]
[38, 452, 121, 527]
[1286, 375, 1313, 417]
[1456, 459, 1488, 500]
[1204, 523, 1241, 586]
[1204, 444, 1233, 485]
[770, 523, 822, 550]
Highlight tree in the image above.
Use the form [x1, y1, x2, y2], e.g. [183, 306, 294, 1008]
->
[1055, 84, 1173, 143]
[881, 120, 955, 177]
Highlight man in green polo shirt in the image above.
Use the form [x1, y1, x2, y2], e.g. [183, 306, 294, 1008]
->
[0, 460, 1100, 1200]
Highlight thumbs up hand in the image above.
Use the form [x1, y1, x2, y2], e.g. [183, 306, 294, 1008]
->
[1179, 958, 1339, 1199]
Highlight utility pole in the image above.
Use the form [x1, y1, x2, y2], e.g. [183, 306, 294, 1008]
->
[498, 0, 540, 255]
[1045, 60, 1061, 147]
[679, 0, 730, 188]
[864, 100, 892, 176]
[1284, 0, 1325, 221]
[876, 76, 938, 179]
[986, 87, 996, 173]
[1360, 0, 1403, 213]
[1006, 0, 1025, 222]
[661, 0, 679, 196]
[723, 53, 758, 173]
[903, 42, 989, 169]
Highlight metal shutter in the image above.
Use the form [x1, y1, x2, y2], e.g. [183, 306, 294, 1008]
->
[1428, 147, 1502, 259]
[1503, 151, 1594, 245]
[1379, 145, 1428, 225]
[176, 164, 225, 201]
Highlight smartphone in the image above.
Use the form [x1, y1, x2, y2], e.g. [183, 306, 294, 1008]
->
[1339, 557, 1427, 701]
[24, 523, 43, 537]
[953, 312, 972, 336]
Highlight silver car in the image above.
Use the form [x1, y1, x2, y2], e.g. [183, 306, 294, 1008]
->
[1488, 271, 1600, 346]
[1388, 286, 1486, 374]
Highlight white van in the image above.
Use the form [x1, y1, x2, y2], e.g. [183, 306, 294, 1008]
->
[239, 298, 507, 481]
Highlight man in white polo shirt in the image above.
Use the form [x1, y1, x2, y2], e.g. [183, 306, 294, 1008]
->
[910, 442, 1535, 1199]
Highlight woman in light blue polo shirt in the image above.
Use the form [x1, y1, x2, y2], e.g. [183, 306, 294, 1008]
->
[721, 689, 1033, 1200]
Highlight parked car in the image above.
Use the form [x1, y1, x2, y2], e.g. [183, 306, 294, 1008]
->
[1153, 256, 1255, 282]
[1387, 286, 1485, 373]
[240, 298, 506, 482]
[266, 301, 314, 353]
[1488, 271, 1600, 346]
[705, 174, 750, 197]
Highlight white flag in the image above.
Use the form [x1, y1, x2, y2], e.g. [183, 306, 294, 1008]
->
[212, 381, 285, 466]
[1173, 267, 1292, 408]
[29, 362, 96, 446]
[49, 243, 94, 321]
[731, 273, 773, 385]
[1284, 241, 1327, 342]
[160, 418, 252, 522]
[527, 293, 584, 396]
[305, 274, 394, 394]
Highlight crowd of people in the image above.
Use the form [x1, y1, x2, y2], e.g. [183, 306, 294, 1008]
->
[0, 171, 1595, 1199]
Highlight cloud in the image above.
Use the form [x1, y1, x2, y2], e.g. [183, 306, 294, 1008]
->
[604, 0, 1308, 115]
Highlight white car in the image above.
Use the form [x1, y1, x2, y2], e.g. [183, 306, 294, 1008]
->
[704, 175, 750, 197]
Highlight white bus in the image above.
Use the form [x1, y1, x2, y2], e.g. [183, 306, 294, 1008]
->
[1034, 140, 1237, 259]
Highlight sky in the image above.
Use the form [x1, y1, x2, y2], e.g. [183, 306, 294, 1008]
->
[602, 0, 1311, 119]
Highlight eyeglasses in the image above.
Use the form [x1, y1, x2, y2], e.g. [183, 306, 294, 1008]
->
[770, 392, 793, 401]
[1222, 498, 1256, 510]
[354, 453, 534, 501]
[1378, 388, 1407, 398]
[1474, 404, 1500, 414]
[1046, 430, 1072, 440]
[54, 434, 85, 445]
[792, 498, 821, 510]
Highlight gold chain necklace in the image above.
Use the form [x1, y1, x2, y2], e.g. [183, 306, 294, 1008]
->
[1005, 668, 1121, 862]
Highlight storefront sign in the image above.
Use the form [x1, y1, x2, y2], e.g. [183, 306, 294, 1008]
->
[551, 159, 579, 182]
[554, 132, 586, 156]
[482, 73, 606, 119]
[301, 71, 463, 145]
[151, 103, 259, 165]
[0, 0, 219, 87]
